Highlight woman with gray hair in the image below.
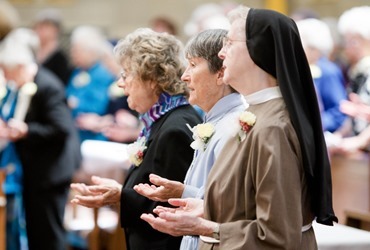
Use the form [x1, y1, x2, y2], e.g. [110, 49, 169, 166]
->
[134, 28, 246, 250]
[296, 18, 347, 133]
[70, 28, 201, 250]
[66, 25, 116, 142]
[329, 6, 370, 153]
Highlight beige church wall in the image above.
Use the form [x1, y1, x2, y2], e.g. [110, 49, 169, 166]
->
[8, 0, 262, 42]
[6, 0, 370, 43]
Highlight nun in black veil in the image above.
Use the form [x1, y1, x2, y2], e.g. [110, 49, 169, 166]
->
[140, 5, 337, 250]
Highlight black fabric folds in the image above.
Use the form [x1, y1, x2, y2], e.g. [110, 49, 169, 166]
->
[246, 8, 338, 225]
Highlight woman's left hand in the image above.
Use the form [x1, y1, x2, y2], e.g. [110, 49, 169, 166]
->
[140, 198, 208, 236]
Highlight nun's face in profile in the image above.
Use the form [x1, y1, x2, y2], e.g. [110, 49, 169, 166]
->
[218, 19, 251, 95]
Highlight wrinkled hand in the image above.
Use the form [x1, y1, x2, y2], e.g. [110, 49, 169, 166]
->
[333, 136, 367, 154]
[134, 174, 184, 202]
[70, 176, 122, 208]
[140, 198, 206, 236]
[340, 93, 370, 121]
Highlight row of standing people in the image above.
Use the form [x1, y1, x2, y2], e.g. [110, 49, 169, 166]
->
[1, 3, 370, 250]
[71, 4, 338, 250]
[72, 4, 370, 250]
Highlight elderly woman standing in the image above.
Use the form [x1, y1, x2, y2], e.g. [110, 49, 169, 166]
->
[296, 18, 347, 133]
[70, 28, 201, 250]
[66, 25, 116, 142]
[134, 28, 246, 250]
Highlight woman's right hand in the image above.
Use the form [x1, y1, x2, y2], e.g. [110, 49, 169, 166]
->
[70, 175, 122, 208]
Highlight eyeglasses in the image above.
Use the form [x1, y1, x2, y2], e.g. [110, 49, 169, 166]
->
[222, 36, 246, 51]
[120, 70, 127, 81]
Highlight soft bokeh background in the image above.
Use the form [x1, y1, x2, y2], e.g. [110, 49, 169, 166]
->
[8, 0, 370, 42]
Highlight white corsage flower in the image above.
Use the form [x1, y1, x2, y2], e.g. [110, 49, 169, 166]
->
[73, 71, 91, 87]
[237, 111, 256, 142]
[187, 123, 215, 151]
[127, 136, 147, 167]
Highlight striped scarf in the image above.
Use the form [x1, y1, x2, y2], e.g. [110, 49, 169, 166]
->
[139, 92, 188, 139]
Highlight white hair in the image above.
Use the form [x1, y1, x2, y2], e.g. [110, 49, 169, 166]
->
[184, 3, 227, 37]
[0, 41, 35, 68]
[70, 25, 107, 55]
[296, 18, 334, 56]
[3, 28, 40, 56]
[338, 6, 370, 40]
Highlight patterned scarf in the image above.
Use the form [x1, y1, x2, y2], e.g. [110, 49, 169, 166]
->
[139, 92, 188, 139]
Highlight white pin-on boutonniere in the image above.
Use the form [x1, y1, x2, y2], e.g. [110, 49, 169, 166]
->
[73, 71, 91, 87]
[187, 123, 215, 151]
[237, 111, 256, 142]
[127, 136, 147, 167]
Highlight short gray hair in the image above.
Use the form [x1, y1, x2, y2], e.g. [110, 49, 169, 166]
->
[185, 29, 227, 74]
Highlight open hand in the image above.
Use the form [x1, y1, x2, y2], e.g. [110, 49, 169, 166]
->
[134, 173, 184, 202]
[70, 176, 122, 208]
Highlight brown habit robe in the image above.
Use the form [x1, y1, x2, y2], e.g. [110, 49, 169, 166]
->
[199, 97, 317, 250]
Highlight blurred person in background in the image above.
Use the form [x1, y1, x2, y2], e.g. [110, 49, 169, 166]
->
[329, 6, 370, 154]
[70, 28, 201, 250]
[290, 7, 320, 21]
[66, 25, 116, 143]
[184, 3, 231, 39]
[33, 8, 72, 86]
[0, 3, 23, 248]
[74, 40, 141, 144]
[150, 16, 178, 36]
[296, 18, 347, 133]
[337, 6, 370, 135]
[0, 28, 81, 250]
[333, 93, 370, 154]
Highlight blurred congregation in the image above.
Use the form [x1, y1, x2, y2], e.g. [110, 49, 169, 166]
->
[0, 0, 370, 249]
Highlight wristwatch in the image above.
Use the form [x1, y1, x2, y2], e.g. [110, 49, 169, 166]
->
[212, 223, 220, 240]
